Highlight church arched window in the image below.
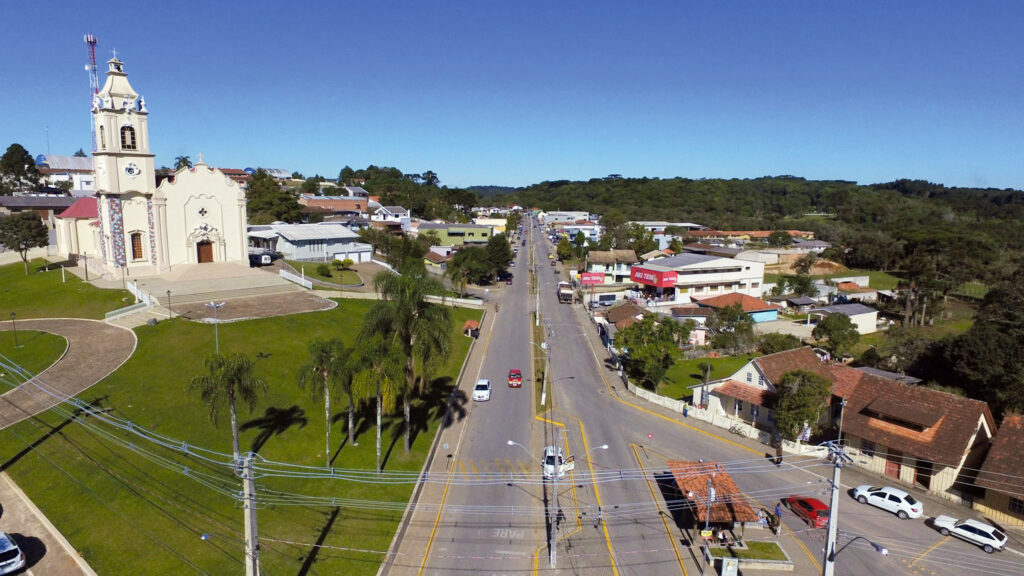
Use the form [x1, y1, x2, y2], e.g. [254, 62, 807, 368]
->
[99, 125, 106, 150]
[130, 232, 144, 260]
[121, 126, 137, 150]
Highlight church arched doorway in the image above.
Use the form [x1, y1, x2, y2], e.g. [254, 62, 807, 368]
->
[197, 241, 214, 263]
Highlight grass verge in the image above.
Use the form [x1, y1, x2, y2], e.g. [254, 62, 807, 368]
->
[0, 330, 68, 380]
[658, 354, 758, 401]
[285, 259, 361, 285]
[709, 540, 787, 560]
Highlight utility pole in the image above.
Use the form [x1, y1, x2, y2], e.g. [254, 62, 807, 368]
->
[822, 441, 852, 576]
[550, 427, 561, 569]
[242, 454, 261, 576]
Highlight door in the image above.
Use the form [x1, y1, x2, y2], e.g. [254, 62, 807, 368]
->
[914, 459, 932, 489]
[885, 450, 901, 479]
[197, 241, 214, 263]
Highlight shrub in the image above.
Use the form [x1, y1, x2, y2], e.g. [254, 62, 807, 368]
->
[316, 263, 332, 277]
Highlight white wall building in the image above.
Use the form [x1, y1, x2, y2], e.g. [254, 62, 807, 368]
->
[629, 253, 765, 305]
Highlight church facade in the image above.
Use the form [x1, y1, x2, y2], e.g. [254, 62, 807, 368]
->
[56, 56, 249, 278]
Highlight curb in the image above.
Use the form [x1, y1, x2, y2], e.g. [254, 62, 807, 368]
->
[1, 472, 98, 576]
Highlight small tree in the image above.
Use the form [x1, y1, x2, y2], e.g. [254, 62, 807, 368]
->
[0, 143, 40, 193]
[767, 230, 792, 247]
[793, 253, 818, 275]
[615, 315, 692, 389]
[556, 237, 573, 261]
[773, 369, 832, 441]
[812, 313, 860, 357]
[339, 258, 354, 271]
[0, 211, 49, 275]
[317, 263, 332, 278]
[174, 155, 193, 170]
[759, 333, 803, 355]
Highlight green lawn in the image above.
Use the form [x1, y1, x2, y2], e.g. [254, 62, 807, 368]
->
[0, 299, 480, 575]
[709, 540, 787, 560]
[0, 330, 68, 383]
[658, 354, 758, 400]
[286, 259, 361, 285]
[1, 259, 131, 319]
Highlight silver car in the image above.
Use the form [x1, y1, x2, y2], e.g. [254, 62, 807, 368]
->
[932, 516, 1007, 553]
[472, 379, 491, 402]
[0, 532, 26, 575]
[851, 485, 923, 519]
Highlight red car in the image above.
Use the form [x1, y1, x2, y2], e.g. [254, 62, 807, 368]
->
[782, 496, 830, 528]
[508, 369, 522, 388]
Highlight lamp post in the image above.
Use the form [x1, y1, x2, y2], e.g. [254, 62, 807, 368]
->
[206, 301, 226, 354]
[837, 397, 848, 445]
[166, 290, 172, 320]
[9, 313, 19, 349]
[81, 252, 89, 281]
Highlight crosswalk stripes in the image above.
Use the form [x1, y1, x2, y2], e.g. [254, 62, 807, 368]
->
[451, 459, 536, 479]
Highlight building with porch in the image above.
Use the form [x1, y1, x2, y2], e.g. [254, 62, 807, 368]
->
[584, 250, 638, 284]
[668, 461, 759, 539]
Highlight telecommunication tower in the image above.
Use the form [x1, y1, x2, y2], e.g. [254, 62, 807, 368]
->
[84, 34, 99, 152]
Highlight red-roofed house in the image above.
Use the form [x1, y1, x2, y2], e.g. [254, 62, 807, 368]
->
[973, 414, 1024, 526]
[695, 292, 781, 323]
[668, 461, 759, 536]
[694, 347, 994, 500]
[55, 197, 99, 259]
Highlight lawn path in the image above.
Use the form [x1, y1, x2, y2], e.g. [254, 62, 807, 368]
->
[0, 319, 136, 430]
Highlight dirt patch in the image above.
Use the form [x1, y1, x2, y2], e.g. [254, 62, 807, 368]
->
[767, 258, 847, 276]
[172, 292, 337, 322]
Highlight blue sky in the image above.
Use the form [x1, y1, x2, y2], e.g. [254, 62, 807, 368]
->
[3, 1, 1022, 189]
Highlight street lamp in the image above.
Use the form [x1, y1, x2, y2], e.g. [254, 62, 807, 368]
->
[206, 301, 226, 354]
[9, 313, 19, 349]
[166, 290, 172, 320]
[836, 397, 848, 445]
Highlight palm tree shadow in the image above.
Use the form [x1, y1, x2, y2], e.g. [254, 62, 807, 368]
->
[241, 405, 308, 454]
[408, 376, 461, 447]
[381, 413, 403, 470]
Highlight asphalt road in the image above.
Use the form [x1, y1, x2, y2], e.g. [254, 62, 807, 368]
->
[389, 218, 1024, 576]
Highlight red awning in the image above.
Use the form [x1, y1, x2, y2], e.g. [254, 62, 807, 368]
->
[630, 266, 677, 288]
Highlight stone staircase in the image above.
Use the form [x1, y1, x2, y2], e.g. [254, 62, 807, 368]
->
[151, 283, 303, 307]
[105, 305, 174, 329]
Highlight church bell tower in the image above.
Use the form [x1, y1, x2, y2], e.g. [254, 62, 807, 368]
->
[92, 56, 157, 270]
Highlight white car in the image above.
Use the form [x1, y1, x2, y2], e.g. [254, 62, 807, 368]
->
[0, 532, 26, 575]
[541, 445, 574, 480]
[933, 516, 1007, 553]
[851, 485, 923, 519]
[472, 379, 492, 402]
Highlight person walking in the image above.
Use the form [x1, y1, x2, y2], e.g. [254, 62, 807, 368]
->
[774, 501, 783, 535]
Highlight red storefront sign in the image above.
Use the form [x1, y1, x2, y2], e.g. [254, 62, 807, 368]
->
[580, 272, 605, 285]
[630, 267, 678, 288]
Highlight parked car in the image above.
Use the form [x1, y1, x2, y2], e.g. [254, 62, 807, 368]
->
[550, 260, 556, 267]
[782, 496, 830, 528]
[932, 516, 1007, 553]
[542, 445, 573, 480]
[851, 485, 923, 519]
[508, 369, 522, 387]
[506, 277, 513, 286]
[521, 240, 526, 246]
[472, 379, 492, 402]
[0, 532, 26, 575]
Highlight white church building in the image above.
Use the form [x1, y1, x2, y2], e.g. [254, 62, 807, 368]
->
[56, 56, 248, 278]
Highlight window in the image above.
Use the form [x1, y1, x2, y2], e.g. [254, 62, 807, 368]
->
[130, 233, 143, 260]
[99, 126, 106, 150]
[734, 400, 743, 413]
[1009, 497, 1024, 516]
[758, 376, 765, 387]
[120, 126, 137, 150]
[861, 440, 876, 458]
[746, 372, 753, 383]
[752, 282, 760, 288]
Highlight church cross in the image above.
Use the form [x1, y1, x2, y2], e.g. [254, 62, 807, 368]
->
[111, 48, 118, 59]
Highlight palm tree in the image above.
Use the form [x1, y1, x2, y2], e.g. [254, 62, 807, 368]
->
[174, 155, 193, 170]
[363, 270, 452, 454]
[188, 352, 267, 463]
[351, 334, 404, 473]
[444, 251, 471, 297]
[297, 338, 355, 467]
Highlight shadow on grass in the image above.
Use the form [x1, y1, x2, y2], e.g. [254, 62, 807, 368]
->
[296, 507, 339, 576]
[0, 396, 107, 473]
[241, 405, 308, 454]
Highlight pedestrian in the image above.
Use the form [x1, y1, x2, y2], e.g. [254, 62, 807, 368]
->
[775, 501, 782, 519]
[594, 506, 603, 528]
[717, 529, 727, 545]
[757, 508, 766, 526]
[775, 442, 784, 466]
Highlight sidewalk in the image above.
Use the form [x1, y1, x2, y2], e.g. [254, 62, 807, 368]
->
[0, 472, 96, 576]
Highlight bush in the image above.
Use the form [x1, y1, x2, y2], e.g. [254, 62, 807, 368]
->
[316, 263, 332, 277]
[759, 333, 802, 355]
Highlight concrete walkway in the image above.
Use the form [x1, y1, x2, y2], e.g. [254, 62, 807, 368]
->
[0, 319, 136, 430]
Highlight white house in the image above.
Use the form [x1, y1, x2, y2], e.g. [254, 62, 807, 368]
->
[372, 205, 411, 224]
[806, 303, 879, 335]
[248, 223, 372, 263]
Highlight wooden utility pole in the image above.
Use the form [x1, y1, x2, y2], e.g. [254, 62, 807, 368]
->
[242, 455, 261, 576]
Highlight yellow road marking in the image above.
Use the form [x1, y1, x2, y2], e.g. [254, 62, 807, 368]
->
[457, 460, 467, 480]
[632, 442, 685, 575]
[471, 461, 480, 479]
[418, 303, 496, 576]
[580, 417, 618, 575]
[909, 536, 948, 568]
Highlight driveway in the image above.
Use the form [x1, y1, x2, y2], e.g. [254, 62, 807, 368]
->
[0, 319, 136, 430]
[754, 317, 815, 338]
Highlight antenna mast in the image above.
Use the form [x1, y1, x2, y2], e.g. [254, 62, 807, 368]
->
[84, 34, 99, 152]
